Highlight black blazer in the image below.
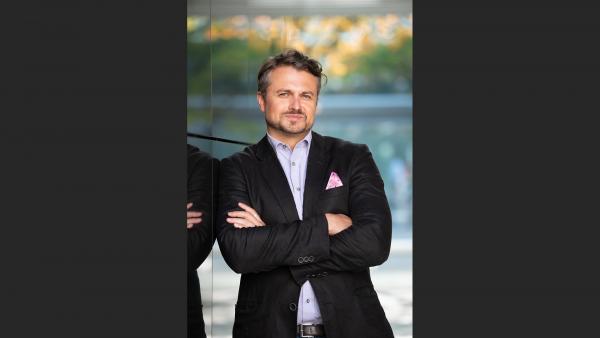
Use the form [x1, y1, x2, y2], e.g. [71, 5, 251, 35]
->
[188, 145, 218, 338]
[216, 132, 394, 338]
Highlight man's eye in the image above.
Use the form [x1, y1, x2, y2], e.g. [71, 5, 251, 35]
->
[278, 92, 289, 97]
[302, 95, 313, 100]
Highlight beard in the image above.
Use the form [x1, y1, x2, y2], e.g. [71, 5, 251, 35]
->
[266, 108, 312, 136]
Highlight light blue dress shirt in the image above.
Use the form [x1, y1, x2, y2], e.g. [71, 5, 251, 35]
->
[266, 131, 323, 325]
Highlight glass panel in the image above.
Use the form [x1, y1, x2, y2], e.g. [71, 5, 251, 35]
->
[187, 0, 214, 337]
[187, 138, 217, 338]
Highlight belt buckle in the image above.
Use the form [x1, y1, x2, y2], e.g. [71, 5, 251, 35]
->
[299, 324, 314, 338]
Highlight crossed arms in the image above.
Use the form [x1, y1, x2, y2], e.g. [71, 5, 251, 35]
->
[216, 145, 392, 276]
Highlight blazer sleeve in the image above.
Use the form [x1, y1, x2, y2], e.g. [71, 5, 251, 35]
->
[188, 150, 218, 271]
[216, 156, 330, 274]
[289, 145, 392, 282]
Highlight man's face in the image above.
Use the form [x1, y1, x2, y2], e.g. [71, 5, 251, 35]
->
[257, 66, 319, 141]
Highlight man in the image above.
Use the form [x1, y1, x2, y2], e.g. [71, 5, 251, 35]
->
[216, 49, 394, 338]
[187, 144, 218, 338]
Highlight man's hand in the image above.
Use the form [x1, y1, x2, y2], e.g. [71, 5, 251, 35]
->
[325, 213, 352, 235]
[227, 202, 266, 228]
[187, 202, 203, 229]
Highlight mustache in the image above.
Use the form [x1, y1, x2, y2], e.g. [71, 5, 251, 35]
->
[284, 109, 306, 116]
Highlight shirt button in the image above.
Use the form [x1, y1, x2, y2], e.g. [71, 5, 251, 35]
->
[306, 299, 310, 303]
[292, 162, 296, 166]
[296, 187, 301, 191]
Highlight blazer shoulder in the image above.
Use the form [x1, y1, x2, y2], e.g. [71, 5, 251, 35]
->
[320, 134, 371, 156]
[222, 143, 260, 165]
[188, 144, 219, 173]
[188, 144, 208, 159]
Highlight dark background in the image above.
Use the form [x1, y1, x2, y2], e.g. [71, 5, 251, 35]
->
[1, 1, 186, 337]
[2, 0, 600, 337]
[415, 1, 600, 336]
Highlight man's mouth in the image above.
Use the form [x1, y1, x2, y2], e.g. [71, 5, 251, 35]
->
[284, 113, 305, 120]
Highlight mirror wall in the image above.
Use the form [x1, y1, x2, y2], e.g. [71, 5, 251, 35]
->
[188, 1, 412, 337]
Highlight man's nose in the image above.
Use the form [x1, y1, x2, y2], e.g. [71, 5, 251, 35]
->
[289, 95, 301, 110]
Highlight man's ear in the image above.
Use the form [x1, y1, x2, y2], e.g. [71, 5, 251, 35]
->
[256, 92, 266, 113]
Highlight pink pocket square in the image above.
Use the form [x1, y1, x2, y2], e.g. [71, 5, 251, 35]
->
[325, 171, 343, 190]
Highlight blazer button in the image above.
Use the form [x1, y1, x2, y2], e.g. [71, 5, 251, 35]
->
[298, 257, 304, 263]
[322, 271, 328, 276]
[289, 302, 297, 311]
[308, 256, 314, 262]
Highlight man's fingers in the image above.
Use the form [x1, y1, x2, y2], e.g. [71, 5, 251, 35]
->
[227, 217, 255, 227]
[227, 211, 250, 218]
[227, 204, 267, 228]
[227, 217, 256, 228]
[187, 217, 202, 229]
[228, 210, 258, 220]
[238, 202, 251, 210]
[187, 211, 203, 218]
[187, 203, 192, 209]
[237, 203, 265, 225]
[227, 211, 262, 226]
[326, 213, 353, 236]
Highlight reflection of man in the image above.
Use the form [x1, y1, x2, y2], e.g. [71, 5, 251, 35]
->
[216, 49, 394, 338]
[187, 145, 218, 338]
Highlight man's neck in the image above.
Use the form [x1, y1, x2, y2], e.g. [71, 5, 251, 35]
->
[267, 129, 310, 151]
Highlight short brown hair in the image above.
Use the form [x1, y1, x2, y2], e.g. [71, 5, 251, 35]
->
[257, 49, 327, 98]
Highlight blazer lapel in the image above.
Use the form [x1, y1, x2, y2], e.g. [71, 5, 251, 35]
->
[303, 132, 330, 219]
[255, 136, 300, 222]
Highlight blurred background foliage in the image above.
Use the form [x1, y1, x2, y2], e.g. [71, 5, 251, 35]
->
[187, 15, 412, 95]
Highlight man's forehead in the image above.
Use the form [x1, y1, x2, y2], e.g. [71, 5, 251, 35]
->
[268, 67, 318, 90]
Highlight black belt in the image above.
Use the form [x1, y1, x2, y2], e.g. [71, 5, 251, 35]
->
[297, 324, 325, 337]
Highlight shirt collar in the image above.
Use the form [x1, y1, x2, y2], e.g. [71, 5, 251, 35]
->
[267, 130, 312, 152]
